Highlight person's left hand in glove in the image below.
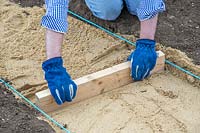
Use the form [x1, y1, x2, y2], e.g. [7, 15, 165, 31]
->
[128, 39, 157, 81]
[128, 14, 159, 81]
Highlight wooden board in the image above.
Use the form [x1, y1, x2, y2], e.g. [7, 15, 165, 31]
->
[35, 51, 165, 113]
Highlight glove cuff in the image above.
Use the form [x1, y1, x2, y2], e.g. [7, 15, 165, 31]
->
[42, 57, 63, 72]
[136, 39, 156, 48]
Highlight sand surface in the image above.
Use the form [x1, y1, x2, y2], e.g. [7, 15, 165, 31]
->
[51, 72, 200, 133]
[0, 0, 200, 133]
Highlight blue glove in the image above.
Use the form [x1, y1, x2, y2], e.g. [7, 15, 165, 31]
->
[128, 39, 157, 81]
[42, 57, 77, 105]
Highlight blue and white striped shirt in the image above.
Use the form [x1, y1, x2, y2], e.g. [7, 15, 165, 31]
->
[41, 0, 165, 33]
[137, 0, 165, 21]
[41, 0, 69, 33]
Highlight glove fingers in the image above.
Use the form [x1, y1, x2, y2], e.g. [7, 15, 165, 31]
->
[58, 85, 66, 104]
[142, 68, 150, 79]
[142, 51, 157, 79]
[130, 51, 137, 78]
[131, 64, 143, 81]
[63, 80, 77, 102]
[132, 60, 151, 80]
[133, 65, 145, 81]
[70, 81, 77, 99]
[131, 52, 145, 81]
[48, 85, 64, 105]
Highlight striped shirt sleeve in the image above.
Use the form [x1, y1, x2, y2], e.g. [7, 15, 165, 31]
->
[137, 0, 165, 21]
[41, 0, 69, 33]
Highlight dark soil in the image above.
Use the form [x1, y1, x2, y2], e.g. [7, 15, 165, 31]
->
[0, 81, 55, 133]
[9, 0, 200, 65]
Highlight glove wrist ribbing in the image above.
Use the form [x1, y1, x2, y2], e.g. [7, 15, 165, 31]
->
[42, 57, 63, 72]
[136, 39, 156, 48]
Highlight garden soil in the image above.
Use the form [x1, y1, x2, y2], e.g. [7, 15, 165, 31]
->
[0, 80, 55, 132]
[0, 0, 200, 132]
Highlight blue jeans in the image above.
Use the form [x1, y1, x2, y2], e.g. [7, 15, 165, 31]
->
[85, 0, 165, 21]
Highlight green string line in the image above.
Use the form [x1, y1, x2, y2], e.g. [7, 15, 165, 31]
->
[165, 60, 200, 80]
[0, 79, 70, 133]
[68, 10, 200, 80]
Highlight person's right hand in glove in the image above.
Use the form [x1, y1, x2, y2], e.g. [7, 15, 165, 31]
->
[42, 57, 77, 105]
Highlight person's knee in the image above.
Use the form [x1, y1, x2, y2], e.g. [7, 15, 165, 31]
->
[98, 4, 122, 20]
[85, 0, 123, 21]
